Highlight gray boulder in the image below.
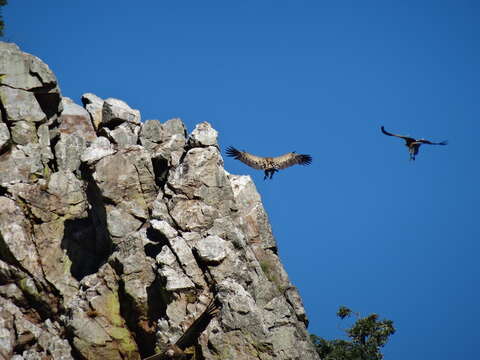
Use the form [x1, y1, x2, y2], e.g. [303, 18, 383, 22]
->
[140, 118, 186, 166]
[102, 97, 141, 126]
[58, 97, 97, 142]
[0, 123, 10, 152]
[0, 42, 63, 186]
[81, 92, 104, 130]
[80, 136, 115, 165]
[0, 42, 57, 90]
[194, 235, 228, 264]
[187, 121, 218, 147]
[54, 133, 86, 172]
[0, 86, 46, 123]
[10, 120, 38, 145]
[0, 145, 44, 184]
[101, 122, 139, 147]
[0, 42, 62, 123]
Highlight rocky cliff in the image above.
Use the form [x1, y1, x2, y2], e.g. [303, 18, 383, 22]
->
[0, 42, 319, 360]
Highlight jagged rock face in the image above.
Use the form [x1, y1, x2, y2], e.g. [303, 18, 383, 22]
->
[0, 42, 319, 360]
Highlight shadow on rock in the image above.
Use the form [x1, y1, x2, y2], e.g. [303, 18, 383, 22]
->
[61, 217, 111, 281]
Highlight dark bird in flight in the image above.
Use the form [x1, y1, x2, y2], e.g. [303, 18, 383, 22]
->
[381, 126, 448, 161]
[225, 146, 312, 180]
[143, 299, 220, 360]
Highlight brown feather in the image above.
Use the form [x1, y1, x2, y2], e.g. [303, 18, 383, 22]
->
[273, 153, 312, 169]
[225, 146, 266, 169]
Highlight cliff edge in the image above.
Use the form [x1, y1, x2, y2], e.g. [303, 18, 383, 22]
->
[0, 42, 319, 360]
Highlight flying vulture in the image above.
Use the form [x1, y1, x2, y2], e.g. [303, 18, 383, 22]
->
[381, 126, 448, 161]
[225, 146, 312, 179]
[143, 299, 220, 360]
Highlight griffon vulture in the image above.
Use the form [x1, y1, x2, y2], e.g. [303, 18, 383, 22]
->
[225, 146, 312, 179]
[381, 126, 448, 160]
[143, 300, 220, 360]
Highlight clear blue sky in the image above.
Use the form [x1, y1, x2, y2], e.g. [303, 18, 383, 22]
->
[5, 1, 479, 358]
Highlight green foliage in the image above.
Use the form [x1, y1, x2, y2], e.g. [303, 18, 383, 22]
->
[311, 306, 395, 360]
[0, 0, 7, 37]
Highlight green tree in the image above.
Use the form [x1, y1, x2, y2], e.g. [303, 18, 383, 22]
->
[311, 306, 395, 360]
[0, 0, 7, 37]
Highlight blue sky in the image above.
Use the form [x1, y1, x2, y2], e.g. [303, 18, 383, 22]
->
[5, 1, 479, 358]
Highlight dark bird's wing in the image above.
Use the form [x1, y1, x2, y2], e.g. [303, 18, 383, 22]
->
[175, 300, 220, 350]
[142, 345, 182, 360]
[418, 139, 448, 146]
[142, 300, 220, 360]
[380, 126, 415, 142]
[225, 146, 266, 170]
[272, 152, 312, 170]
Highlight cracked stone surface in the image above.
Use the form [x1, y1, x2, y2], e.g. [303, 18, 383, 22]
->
[0, 86, 46, 123]
[58, 97, 97, 142]
[102, 97, 141, 126]
[0, 42, 319, 360]
[0, 123, 10, 152]
[81, 92, 104, 130]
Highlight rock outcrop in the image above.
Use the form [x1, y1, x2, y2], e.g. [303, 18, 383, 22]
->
[0, 42, 319, 360]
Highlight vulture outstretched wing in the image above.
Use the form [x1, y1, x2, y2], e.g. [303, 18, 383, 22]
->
[273, 152, 313, 169]
[418, 139, 448, 146]
[175, 299, 220, 350]
[225, 146, 266, 170]
[380, 126, 415, 142]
